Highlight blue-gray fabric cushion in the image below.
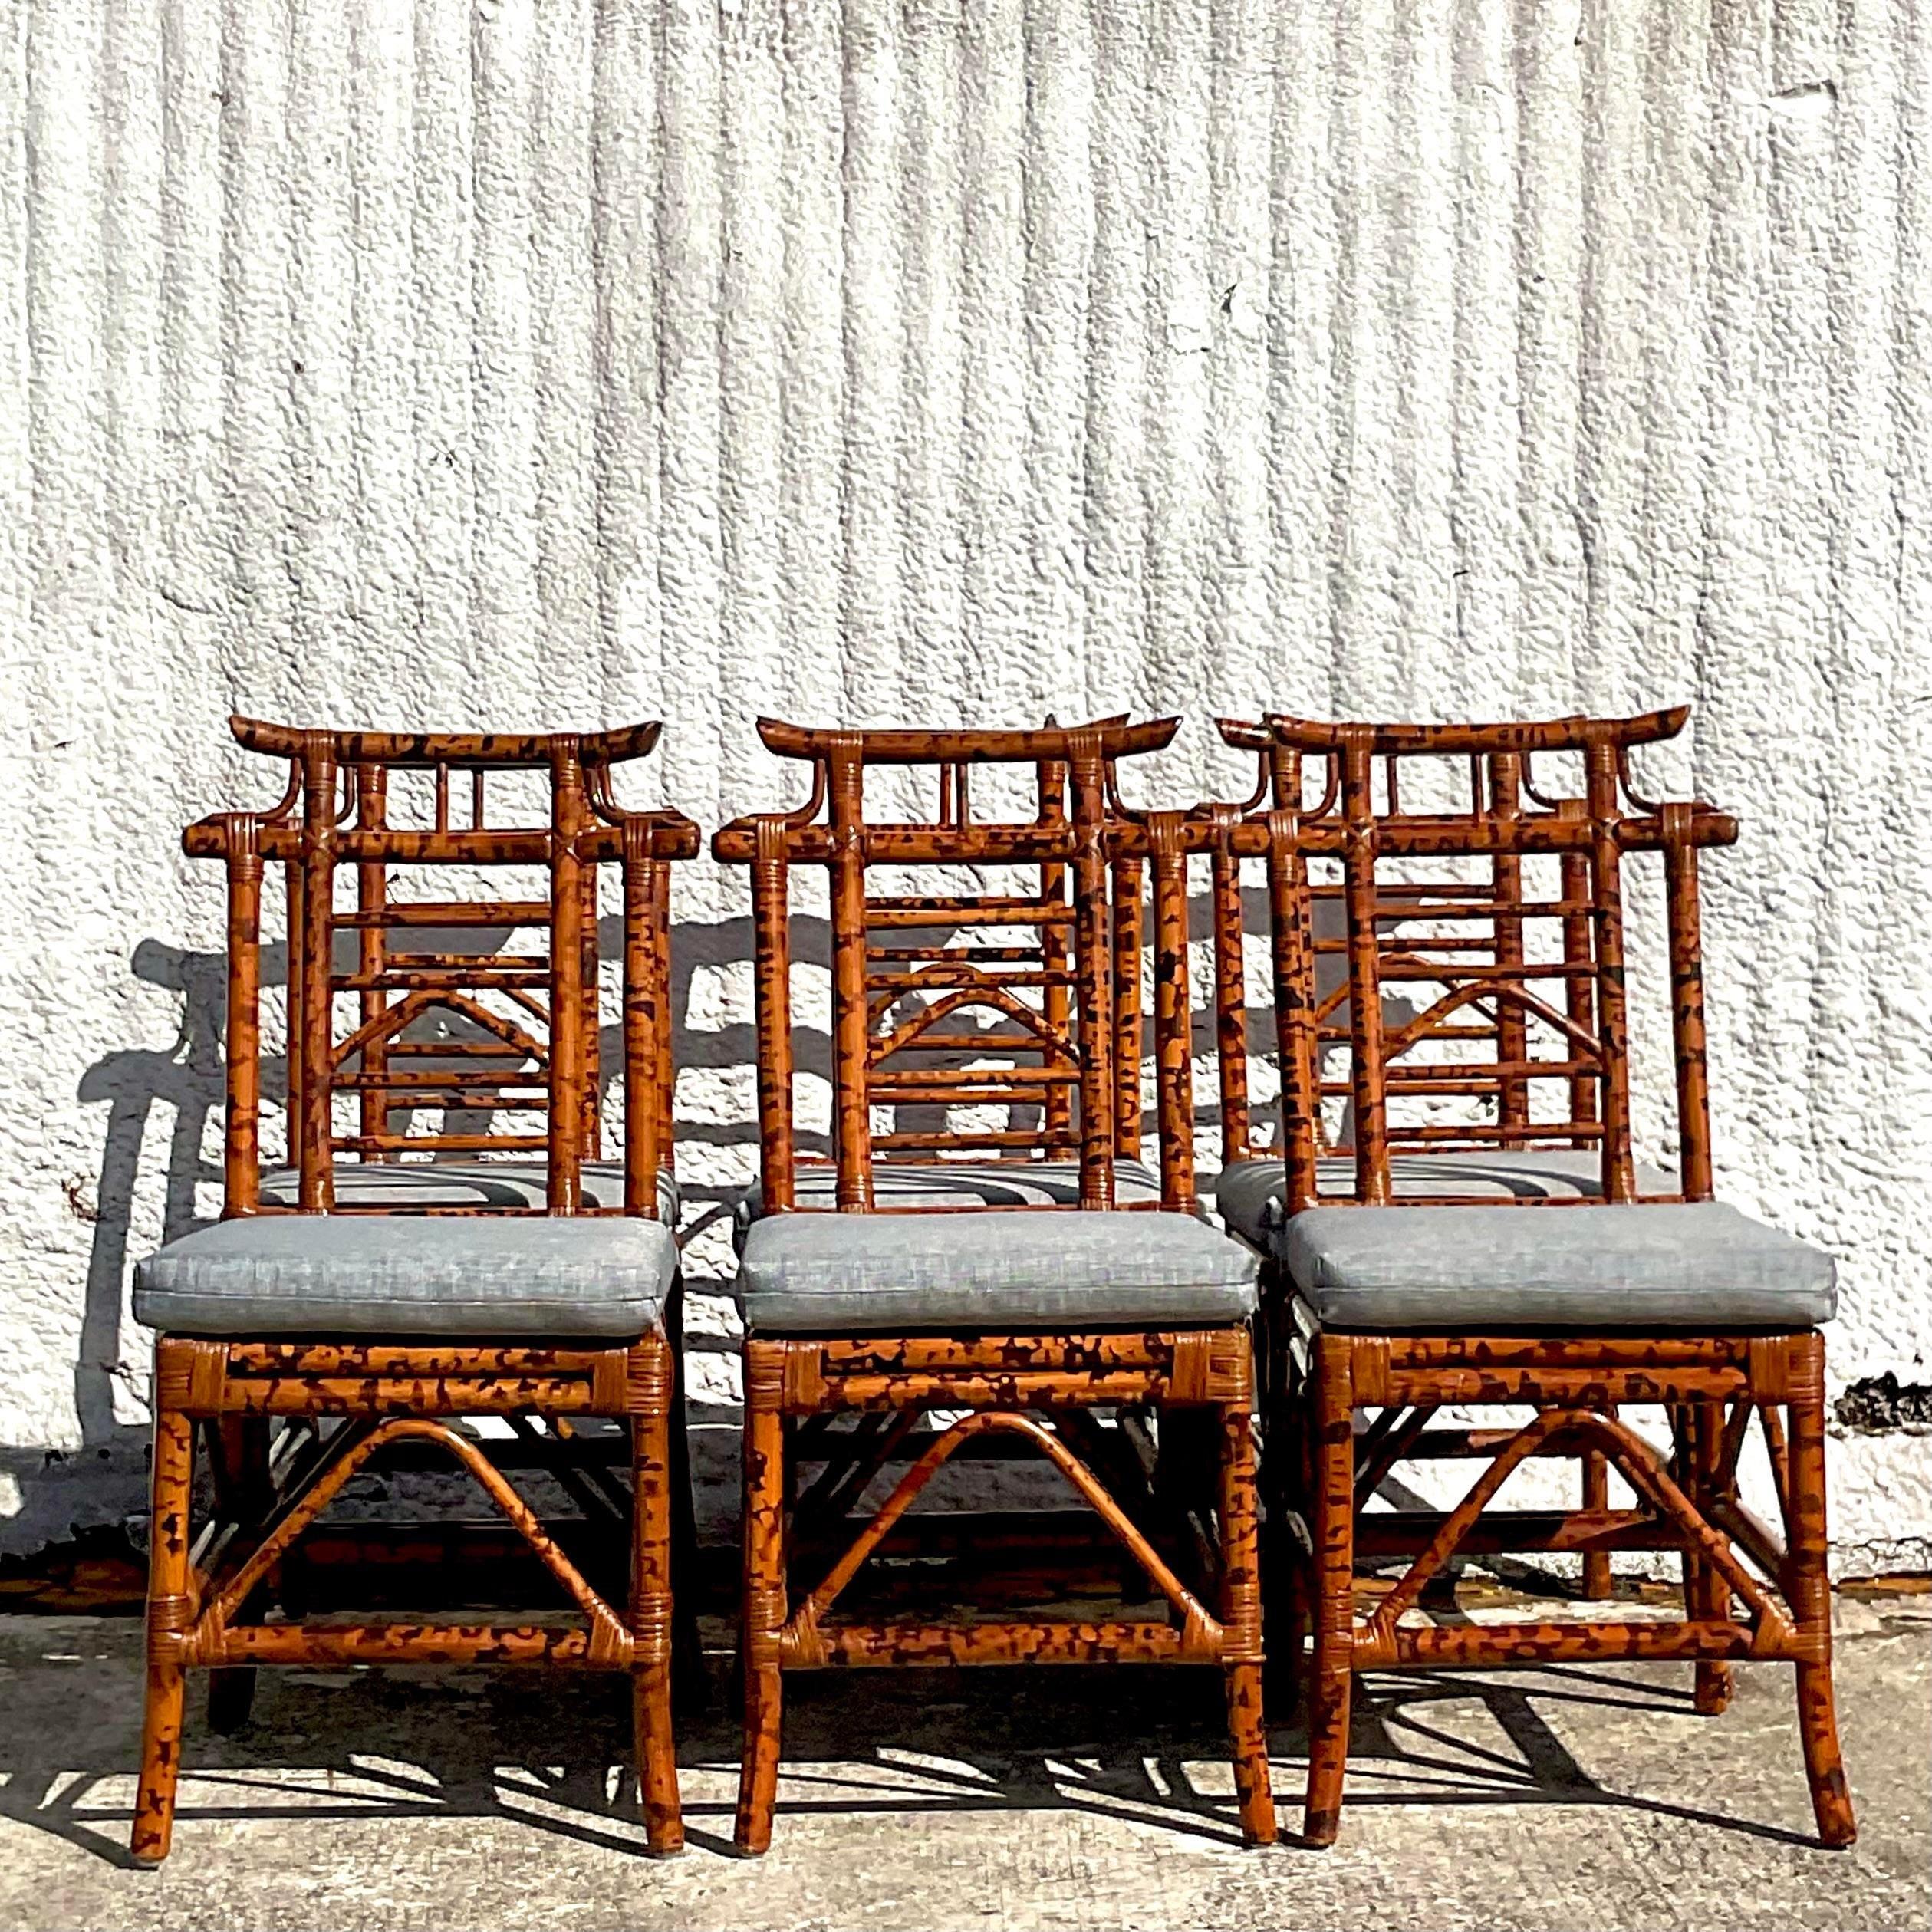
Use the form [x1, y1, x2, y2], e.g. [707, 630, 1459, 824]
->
[135, 1214, 677, 1338]
[742, 1158, 1163, 1220]
[1211, 1147, 1682, 1249]
[737, 1208, 1258, 1334]
[258, 1160, 679, 1224]
[1282, 1201, 1836, 1331]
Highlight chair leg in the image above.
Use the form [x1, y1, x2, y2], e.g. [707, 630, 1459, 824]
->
[1258, 1302, 1302, 1708]
[734, 1355, 785, 1856]
[1787, 1357, 1855, 1848]
[1217, 1390, 1276, 1846]
[663, 1281, 707, 1712]
[1678, 1404, 1733, 1715]
[630, 1339, 684, 1855]
[1795, 1663, 1855, 1848]
[633, 1664, 682, 1855]
[1579, 1447, 1614, 1603]
[132, 1404, 195, 1867]
[206, 1417, 272, 1736]
[1302, 1334, 1354, 1849]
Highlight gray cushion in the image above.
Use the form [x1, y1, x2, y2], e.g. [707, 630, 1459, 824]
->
[258, 1159, 679, 1224]
[1282, 1201, 1837, 1331]
[135, 1214, 677, 1338]
[1212, 1147, 1680, 1249]
[742, 1157, 1164, 1219]
[737, 1208, 1258, 1335]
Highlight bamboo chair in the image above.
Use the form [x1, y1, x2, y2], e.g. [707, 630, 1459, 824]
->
[129, 717, 697, 1863]
[713, 718, 1276, 1855]
[1214, 708, 1852, 1848]
[1198, 731, 1637, 1619]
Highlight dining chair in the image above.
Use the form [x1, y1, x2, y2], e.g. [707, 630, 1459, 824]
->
[713, 717, 1277, 1854]
[128, 716, 696, 1862]
[1215, 707, 1853, 1848]
[1199, 728, 1639, 1637]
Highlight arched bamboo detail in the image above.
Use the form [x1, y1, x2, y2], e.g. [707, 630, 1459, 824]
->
[331, 986, 548, 1075]
[785, 1410, 1216, 1658]
[869, 982, 1079, 1068]
[193, 1417, 630, 1664]
[1378, 975, 1605, 1066]
[1367, 1407, 1795, 1649]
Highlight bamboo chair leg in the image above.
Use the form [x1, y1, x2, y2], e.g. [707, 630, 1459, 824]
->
[734, 1377, 785, 1856]
[664, 1282, 706, 1712]
[1302, 1335, 1354, 1848]
[1218, 1394, 1277, 1846]
[1680, 1404, 1733, 1715]
[131, 1406, 196, 1867]
[1579, 1447, 1614, 1602]
[207, 1417, 272, 1736]
[1787, 1364, 1855, 1848]
[1795, 1663, 1855, 1848]
[630, 1341, 684, 1856]
[1259, 1313, 1307, 1716]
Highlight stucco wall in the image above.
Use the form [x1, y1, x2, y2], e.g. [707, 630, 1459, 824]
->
[2, 0, 1927, 1566]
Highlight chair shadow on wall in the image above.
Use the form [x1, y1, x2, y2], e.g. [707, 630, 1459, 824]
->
[0, 942, 242, 1549]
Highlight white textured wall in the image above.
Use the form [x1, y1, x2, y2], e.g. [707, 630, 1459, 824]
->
[2, 0, 1928, 1566]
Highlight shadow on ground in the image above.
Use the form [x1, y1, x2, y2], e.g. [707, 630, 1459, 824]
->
[0, 1616, 1841, 1869]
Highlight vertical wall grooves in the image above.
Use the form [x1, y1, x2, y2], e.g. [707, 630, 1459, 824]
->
[0, 0, 1926, 1566]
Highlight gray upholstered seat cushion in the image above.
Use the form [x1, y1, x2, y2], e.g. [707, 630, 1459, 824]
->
[742, 1157, 1163, 1219]
[258, 1159, 679, 1224]
[134, 1214, 677, 1338]
[1282, 1201, 1836, 1331]
[1212, 1147, 1679, 1249]
[737, 1208, 1258, 1334]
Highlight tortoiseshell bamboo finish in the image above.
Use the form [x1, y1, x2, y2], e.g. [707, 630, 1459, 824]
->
[133, 719, 696, 1865]
[714, 719, 1275, 1854]
[1210, 708, 1852, 1851]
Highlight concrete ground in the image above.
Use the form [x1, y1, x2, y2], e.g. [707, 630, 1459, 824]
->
[0, 1598, 1925, 1932]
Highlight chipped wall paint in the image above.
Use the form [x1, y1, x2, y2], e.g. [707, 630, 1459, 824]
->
[1, 0, 1927, 1568]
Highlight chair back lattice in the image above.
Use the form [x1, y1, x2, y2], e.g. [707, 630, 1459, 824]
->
[713, 718, 1190, 1213]
[185, 715, 698, 1218]
[1212, 708, 1739, 1213]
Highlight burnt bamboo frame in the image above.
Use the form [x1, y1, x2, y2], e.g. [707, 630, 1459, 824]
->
[1210, 708, 1852, 1849]
[133, 718, 698, 1865]
[713, 719, 1276, 1853]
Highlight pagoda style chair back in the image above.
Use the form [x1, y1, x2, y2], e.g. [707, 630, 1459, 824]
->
[1200, 726, 1612, 1183]
[1200, 715, 1697, 1605]
[714, 717, 1275, 1854]
[1216, 707, 1720, 1213]
[1216, 706, 1851, 1851]
[193, 716, 683, 1219]
[128, 718, 697, 1865]
[719, 716, 1184, 1215]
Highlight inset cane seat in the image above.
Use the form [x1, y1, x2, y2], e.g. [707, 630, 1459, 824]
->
[737, 1203, 1257, 1333]
[135, 1213, 678, 1338]
[1212, 1147, 1678, 1249]
[1280, 1200, 1837, 1331]
[255, 1158, 680, 1223]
